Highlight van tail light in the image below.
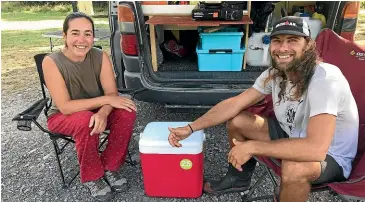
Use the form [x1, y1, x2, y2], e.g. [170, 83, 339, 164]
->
[121, 34, 138, 56]
[118, 4, 138, 56]
[340, 2, 360, 41]
[343, 2, 360, 19]
[118, 5, 135, 23]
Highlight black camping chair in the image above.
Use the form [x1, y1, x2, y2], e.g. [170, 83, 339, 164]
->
[12, 53, 147, 188]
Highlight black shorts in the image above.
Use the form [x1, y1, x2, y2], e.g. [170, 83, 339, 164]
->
[267, 118, 346, 184]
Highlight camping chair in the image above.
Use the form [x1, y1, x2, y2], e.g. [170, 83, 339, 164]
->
[241, 29, 365, 202]
[12, 53, 146, 188]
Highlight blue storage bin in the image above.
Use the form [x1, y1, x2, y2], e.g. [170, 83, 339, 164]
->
[200, 32, 243, 50]
[196, 46, 245, 72]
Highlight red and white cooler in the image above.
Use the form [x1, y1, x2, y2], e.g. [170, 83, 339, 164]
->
[139, 122, 205, 198]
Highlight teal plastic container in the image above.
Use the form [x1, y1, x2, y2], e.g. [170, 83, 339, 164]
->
[196, 46, 245, 72]
[199, 32, 243, 50]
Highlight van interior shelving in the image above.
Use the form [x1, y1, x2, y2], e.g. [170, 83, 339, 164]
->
[133, 1, 335, 83]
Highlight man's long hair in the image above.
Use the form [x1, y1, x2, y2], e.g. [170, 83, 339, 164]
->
[264, 37, 320, 104]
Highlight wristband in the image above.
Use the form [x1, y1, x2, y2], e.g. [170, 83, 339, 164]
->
[188, 124, 194, 133]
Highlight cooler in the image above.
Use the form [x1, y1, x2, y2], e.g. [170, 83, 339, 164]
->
[139, 122, 205, 198]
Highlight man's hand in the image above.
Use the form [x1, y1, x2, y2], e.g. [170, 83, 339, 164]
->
[89, 111, 108, 136]
[168, 126, 192, 147]
[108, 95, 137, 112]
[228, 139, 253, 171]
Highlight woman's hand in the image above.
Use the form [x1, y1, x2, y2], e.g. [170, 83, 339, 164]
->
[89, 111, 108, 136]
[107, 95, 137, 112]
[168, 126, 193, 147]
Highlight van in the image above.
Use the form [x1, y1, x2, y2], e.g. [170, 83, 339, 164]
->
[108, 1, 361, 109]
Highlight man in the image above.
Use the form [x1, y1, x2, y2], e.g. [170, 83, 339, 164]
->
[167, 16, 359, 202]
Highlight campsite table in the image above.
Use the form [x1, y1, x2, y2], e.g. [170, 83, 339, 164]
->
[145, 10, 253, 72]
[42, 28, 111, 52]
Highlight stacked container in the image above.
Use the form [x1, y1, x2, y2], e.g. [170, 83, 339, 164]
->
[196, 31, 245, 71]
[139, 122, 205, 198]
[246, 32, 272, 67]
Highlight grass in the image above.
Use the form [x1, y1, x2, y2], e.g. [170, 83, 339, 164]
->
[2, 28, 110, 49]
[1, 29, 59, 51]
[1, 28, 58, 73]
[1, 28, 110, 68]
[1, 11, 71, 21]
[1, 11, 109, 21]
[1, 28, 111, 71]
[1, 1, 71, 21]
[1, 1, 108, 21]
[1, 28, 110, 94]
[1, 28, 58, 94]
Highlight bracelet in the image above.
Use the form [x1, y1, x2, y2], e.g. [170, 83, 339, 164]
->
[187, 124, 194, 133]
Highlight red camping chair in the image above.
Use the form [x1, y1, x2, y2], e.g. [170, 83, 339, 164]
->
[242, 29, 365, 202]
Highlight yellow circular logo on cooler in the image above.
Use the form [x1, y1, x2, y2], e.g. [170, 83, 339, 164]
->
[180, 159, 193, 170]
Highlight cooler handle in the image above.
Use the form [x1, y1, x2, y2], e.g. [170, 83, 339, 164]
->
[209, 49, 233, 54]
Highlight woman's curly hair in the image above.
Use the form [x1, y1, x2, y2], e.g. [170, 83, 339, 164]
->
[264, 37, 321, 104]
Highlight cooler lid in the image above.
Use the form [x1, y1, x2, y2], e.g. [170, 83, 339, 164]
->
[139, 122, 205, 154]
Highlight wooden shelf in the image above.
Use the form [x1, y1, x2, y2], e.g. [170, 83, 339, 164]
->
[146, 16, 253, 27]
[147, 1, 252, 72]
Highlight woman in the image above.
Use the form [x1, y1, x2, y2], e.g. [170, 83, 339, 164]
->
[43, 12, 137, 201]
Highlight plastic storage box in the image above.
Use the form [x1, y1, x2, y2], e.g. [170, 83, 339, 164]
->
[139, 122, 205, 198]
[196, 46, 245, 71]
[199, 32, 243, 50]
[246, 32, 272, 67]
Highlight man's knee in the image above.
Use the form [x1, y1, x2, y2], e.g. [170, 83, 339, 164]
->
[281, 161, 321, 184]
[226, 111, 251, 132]
[226, 111, 270, 141]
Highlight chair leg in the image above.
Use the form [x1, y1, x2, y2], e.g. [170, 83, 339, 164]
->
[52, 139, 79, 188]
[242, 169, 270, 202]
[99, 135, 108, 153]
[67, 171, 80, 187]
[265, 166, 278, 187]
[52, 133, 136, 189]
[52, 140, 67, 188]
[242, 164, 278, 202]
[125, 150, 137, 166]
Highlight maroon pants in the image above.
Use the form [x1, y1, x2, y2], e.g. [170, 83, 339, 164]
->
[47, 109, 136, 183]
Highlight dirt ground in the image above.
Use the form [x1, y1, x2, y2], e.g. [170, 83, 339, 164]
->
[1, 49, 48, 95]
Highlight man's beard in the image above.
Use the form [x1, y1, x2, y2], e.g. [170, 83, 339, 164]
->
[271, 47, 318, 84]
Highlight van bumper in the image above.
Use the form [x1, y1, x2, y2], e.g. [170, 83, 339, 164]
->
[124, 71, 245, 106]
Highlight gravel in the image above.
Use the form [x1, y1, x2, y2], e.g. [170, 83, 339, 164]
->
[1, 78, 344, 202]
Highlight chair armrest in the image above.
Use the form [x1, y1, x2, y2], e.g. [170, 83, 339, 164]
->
[12, 98, 49, 131]
[13, 98, 49, 121]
